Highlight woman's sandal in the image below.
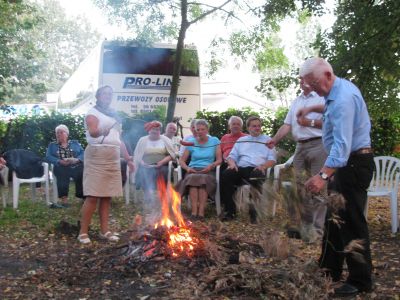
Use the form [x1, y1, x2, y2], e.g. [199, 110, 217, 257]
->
[77, 233, 91, 244]
[99, 231, 120, 242]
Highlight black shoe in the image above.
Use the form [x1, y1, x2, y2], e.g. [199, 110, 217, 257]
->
[220, 213, 236, 222]
[197, 216, 205, 222]
[249, 209, 257, 224]
[333, 283, 359, 297]
[286, 227, 301, 239]
[61, 203, 70, 208]
[49, 203, 64, 209]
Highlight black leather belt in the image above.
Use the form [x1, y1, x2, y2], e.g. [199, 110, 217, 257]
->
[350, 147, 373, 156]
[297, 137, 322, 144]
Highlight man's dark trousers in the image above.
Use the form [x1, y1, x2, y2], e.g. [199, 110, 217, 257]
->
[319, 153, 374, 291]
[221, 166, 264, 217]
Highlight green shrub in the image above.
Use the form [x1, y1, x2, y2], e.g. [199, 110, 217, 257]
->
[0, 112, 85, 156]
[370, 114, 400, 158]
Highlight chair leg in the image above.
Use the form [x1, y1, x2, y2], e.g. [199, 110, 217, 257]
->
[272, 198, 277, 217]
[1, 187, 6, 208]
[364, 197, 369, 220]
[52, 175, 58, 203]
[31, 183, 36, 201]
[13, 180, 19, 209]
[45, 179, 50, 205]
[390, 193, 398, 233]
[215, 187, 221, 216]
[125, 182, 130, 205]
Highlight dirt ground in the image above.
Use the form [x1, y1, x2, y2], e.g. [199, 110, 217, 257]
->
[0, 194, 399, 300]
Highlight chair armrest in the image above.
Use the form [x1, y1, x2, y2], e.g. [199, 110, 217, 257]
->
[273, 155, 294, 180]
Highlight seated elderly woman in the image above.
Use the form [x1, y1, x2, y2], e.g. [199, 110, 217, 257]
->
[134, 121, 176, 202]
[176, 119, 222, 221]
[46, 124, 84, 207]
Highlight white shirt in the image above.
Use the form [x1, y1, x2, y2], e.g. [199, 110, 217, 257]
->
[85, 107, 121, 146]
[284, 91, 325, 141]
[228, 134, 276, 168]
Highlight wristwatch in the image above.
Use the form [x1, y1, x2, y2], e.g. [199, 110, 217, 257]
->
[319, 172, 329, 181]
[310, 119, 315, 127]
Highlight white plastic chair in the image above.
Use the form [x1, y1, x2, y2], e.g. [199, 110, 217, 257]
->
[176, 164, 222, 216]
[12, 162, 50, 209]
[1, 166, 9, 208]
[366, 156, 400, 233]
[273, 155, 295, 189]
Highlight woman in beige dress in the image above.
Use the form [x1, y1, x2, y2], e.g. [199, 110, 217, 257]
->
[78, 86, 134, 244]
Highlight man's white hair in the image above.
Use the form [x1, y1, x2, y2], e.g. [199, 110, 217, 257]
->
[166, 122, 177, 129]
[55, 124, 69, 135]
[228, 116, 243, 127]
[299, 57, 334, 78]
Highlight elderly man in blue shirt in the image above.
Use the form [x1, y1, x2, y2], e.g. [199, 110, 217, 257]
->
[297, 57, 374, 297]
[220, 116, 276, 223]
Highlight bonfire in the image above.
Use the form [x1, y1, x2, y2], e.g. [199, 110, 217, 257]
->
[122, 176, 204, 263]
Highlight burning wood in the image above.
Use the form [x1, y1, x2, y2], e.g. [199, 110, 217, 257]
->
[122, 176, 205, 263]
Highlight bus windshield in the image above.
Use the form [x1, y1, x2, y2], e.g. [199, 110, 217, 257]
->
[102, 45, 199, 77]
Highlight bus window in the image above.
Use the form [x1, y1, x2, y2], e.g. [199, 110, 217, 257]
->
[102, 46, 199, 77]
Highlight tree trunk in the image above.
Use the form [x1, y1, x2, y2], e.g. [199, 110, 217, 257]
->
[166, 0, 189, 124]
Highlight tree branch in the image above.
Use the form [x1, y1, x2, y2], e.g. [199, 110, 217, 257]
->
[187, 0, 233, 26]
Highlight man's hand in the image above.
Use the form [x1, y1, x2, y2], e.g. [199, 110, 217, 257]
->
[227, 161, 238, 172]
[254, 165, 267, 175]
[305, 174, 327, 193]
[296, 107, 312, 119]
[265, 139, 276, 149]
[297, 116, 311, 127]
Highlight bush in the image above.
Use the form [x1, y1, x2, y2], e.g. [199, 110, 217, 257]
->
[370, 114, 400, 158]
[0, 108, 167, 157]
[0, 112, 85, 156]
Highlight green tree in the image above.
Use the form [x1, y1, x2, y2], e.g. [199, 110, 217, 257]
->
[0, 0, 100, 105]
[0, 0, 43, 105]
[318, 0, 400, 119]
[93, 0, 242, 123]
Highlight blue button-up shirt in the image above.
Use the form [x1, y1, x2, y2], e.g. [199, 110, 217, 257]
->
[323, 77, 371, 168]
[228, 134, 276, 168]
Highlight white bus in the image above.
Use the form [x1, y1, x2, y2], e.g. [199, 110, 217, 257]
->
[99, 41, 201, 127]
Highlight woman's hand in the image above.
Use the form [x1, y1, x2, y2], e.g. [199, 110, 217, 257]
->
[127, 161, 135, 172]
[155, 161, 165, 168]
[199, 164, 214, 174]
[59, 159, 70, 166]
[186, 167, 197, 174]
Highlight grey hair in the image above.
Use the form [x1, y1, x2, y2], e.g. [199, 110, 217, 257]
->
[299, 57, 333, 78]
[95, 85, 113, 100]
[55, 124, 69, 135]
[190, 119, 198, 127]
[228, 116, 243, 127]
[166, 122, 177, 129]
[195, 119, 209, 129]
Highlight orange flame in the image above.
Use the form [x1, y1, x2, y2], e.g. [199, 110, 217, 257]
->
[154, 175, 197, 257]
